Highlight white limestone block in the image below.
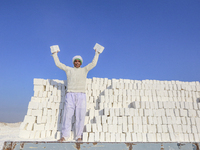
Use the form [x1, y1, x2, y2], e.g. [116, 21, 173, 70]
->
[183, 134, 189, 142]
[182, 125, 187, 133]
[148, 125, 156, 133]
[148, 117, 153, 125]
[162, 133, 170, 142]
[180, 109, 187, 117]
[194, 133, 199, 142]
[144, 109, 149, 116]
[147, 133, 155, 142]
[50, 45, 60, 54]
[29, 131, 36, 139]
[162, 125, 168, 133]
[86, 124, 91, 132]
[197, 110, 200, 118]
[34, 131, 41, 139]
[193, 102, 198, 110]
[34, 78, 44, 85]
[143, 125, 148, 133]
[94, 132, 99, 142]
[113, 116, 117, 125]
[189, 133, 194, 142]
[92, 124, 97, 132]
[137, 109, 143, 117]
[130, 133, 136, 142]
[133, 124, 138, 133]
[26, 109, 32, 116]
[181, 117, 187, 125]
[108, 124, 113, 133]
[136, 133, 142, 142]
[138, 124, 143, 133]
[83, 132, 88, 142]
[186, 125, 192, 133]
[176, 117, 181, 124]
[28, 101, 39, 109]
[115, 133, 121, 142]
[19, 122, 28, 130]
[101, 116, 107, 124]
[23, 115, 36, 123]
[192, 125, 197, 133]
[141, 117, 146, 125]
[117, 124, 122, 133]
[33, 123, 45, 131]
[117, 117, 122, 125]
[127, 124, 133, 132]
[191, 117, 196, 125]
[114, 108, 119, 116]
[54, 131, 61, 140]
[157, 124, 162, 133]
[105, 133, 111, 142]
[102, 124, 108, 132]
[19, 130, 31, 138]
[122, 124, 127, 133]
[109, 108, 114, 116]
[104, 108, 109, 116]
[167, 117, 173, 125]
[169, 133, 177, 142]
[110, 133, 115, 142]
[156, 117, 162, 125]
[134, 101, 140, 109]
[162, 117, 167, 124]
[95, 116, 101, 124]
[127, 116, 132, 125]
[99, 132, 105, 142]
[26, 123, 34, 131]
[188, 109, 196, 117]
[124, 108, 130, 116]
[107, 117, 112, 124]
[174, 109, 179, 117]
[133, 109, 139, 117]
[88, 133, 95, 142]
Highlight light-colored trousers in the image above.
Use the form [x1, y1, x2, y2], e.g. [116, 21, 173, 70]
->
[61, 92, 86, 140]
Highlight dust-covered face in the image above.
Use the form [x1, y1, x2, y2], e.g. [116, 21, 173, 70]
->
[74, 59, 81, 68]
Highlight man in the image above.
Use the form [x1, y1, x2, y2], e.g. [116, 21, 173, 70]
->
[52, 49, 100, 142]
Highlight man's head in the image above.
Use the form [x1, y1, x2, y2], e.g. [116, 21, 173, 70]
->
[72, 55, 83, 68]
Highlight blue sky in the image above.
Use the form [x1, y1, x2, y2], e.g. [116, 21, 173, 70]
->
[0, 0, 200, 123]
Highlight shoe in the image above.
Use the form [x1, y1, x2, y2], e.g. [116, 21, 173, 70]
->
[76, 138, 82, 142]
[58, 137, 66, 142]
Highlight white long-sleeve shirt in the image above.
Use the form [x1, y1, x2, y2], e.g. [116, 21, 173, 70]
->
[52, 52, 99, 93]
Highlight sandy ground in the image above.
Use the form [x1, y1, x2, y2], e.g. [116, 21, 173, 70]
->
[0, 122, 75, 150]
[0, 122, 22, 150]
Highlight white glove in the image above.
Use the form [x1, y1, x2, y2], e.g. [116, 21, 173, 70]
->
[50, 45, 60, 54]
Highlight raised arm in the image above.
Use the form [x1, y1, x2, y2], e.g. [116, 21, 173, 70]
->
[52, 52, 69, 71]
[85, 51, 100, 71]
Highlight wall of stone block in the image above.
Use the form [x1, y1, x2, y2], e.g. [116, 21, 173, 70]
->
[19, 78, 200, 142]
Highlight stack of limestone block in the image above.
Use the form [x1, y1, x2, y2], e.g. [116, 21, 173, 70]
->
[19, 78, 200, 142]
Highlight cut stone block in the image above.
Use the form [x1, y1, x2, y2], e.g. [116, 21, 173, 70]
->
[19, 130, 31, 138]
[115, 133, 120, 142]
[88, 133, 95, 142]
[83, 132, 88, 142]
[94, 132, 99, 142]
[110, 133, 115, 142]
[23, 115, 36, 123]
[102, 124, 108, 132]
[105, 133, 111, 142]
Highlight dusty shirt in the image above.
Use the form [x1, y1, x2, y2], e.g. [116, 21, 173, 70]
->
[52, 52, 99, 93]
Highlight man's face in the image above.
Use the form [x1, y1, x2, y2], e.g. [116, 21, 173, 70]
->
[74, 59, 81, 68]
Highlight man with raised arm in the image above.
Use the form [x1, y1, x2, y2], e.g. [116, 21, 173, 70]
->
[51, 46, 100, 142]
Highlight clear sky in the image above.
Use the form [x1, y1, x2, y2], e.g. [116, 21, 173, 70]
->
[0, 0, 200, 123]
